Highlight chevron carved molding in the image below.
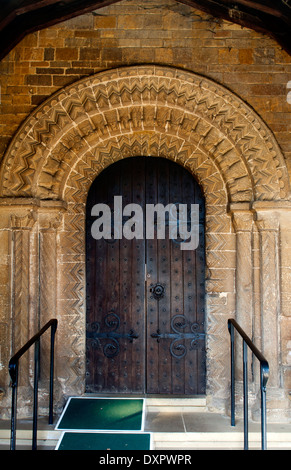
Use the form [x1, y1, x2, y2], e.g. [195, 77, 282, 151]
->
[0, 65, 289, 204]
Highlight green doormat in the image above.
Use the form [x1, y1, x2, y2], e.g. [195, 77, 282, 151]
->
[56, 397, 145, 431]
[56, 432, 152, 450]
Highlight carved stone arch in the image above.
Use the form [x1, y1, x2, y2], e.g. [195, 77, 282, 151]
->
[0, 65, 289, 203]
[62, 130, 228, 209]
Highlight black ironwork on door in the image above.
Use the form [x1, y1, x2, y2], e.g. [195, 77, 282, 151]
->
[85, 157, 206, 395]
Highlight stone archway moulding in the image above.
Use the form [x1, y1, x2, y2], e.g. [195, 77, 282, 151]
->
[0, 65, 289, 204]
[1, 65, 290, 413]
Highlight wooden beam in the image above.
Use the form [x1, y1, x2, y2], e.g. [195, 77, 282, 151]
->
[177, 0, 291, 54]
[217, 0, 289, 18]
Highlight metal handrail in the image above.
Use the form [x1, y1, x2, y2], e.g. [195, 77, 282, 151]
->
[228, 319, 269, 450]
[8, 319, 57, 450]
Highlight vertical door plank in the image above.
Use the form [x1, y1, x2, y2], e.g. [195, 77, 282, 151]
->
[130, 158, 146, 392]
[182, 169, 198, 394]
[104, 167, 121, 392]
[118, 161, 131, 392]
[145, 158, 159, 393]
[169, 162, 185, 394]
[156, 159, 172, 393]
[86, 173, 110, 392]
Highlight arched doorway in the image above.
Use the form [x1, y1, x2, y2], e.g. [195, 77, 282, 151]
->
[1, 65, 288, 414]
[85, 156, 206, 395]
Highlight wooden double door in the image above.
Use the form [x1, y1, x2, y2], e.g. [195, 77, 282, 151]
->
[86, 157, 206, 395]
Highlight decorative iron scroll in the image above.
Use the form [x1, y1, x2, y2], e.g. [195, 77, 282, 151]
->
[151, 314, 205, 359]
[86, 311, 139, 358]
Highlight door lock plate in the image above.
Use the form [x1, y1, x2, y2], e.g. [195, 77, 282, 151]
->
[150, 283, 165, 300]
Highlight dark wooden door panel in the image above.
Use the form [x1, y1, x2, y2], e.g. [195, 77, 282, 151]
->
[145, 160, 159, 393]
[119, 160, 146, 393]
[86, 159, 146, 393]
[146, 158, 206, 395]
[86, 157, 206, 395]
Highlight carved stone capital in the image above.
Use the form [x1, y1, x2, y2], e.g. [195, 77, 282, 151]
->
[229, 203, 254, 232]
[255, 211, 280, 232]
[10, 210, 37, 230]
[38, 211, 63, 231]
[0, 197, 66, 231]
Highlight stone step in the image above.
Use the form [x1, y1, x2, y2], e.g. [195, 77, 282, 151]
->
[0, 419, 61, 450]
[0, 428, 61, 440]
[153, 431, 291, 450]
[145, 397, 207, 413]
[0, 438, 59, 450]
[3, 430, 289, 450]
[2, 431, 291, 451]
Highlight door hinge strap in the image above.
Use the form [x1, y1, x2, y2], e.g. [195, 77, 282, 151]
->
[86, 312, 139, 358]
[150, 314, 205, 359]
[151, 330, 205, 341]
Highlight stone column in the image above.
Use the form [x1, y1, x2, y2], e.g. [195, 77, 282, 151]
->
[0, 198, 65, 415]
[10, 211, 37, 356]
[276, 206, 291, 401]
[38, 205, 63, 325]
[0, 199, 38, 403]
[252, 202, 291, 421]
[229, 203, 254, 392]
[254, 204, 280, 389]
[37, 202, 65, 388]
[230, 203, 254, 336]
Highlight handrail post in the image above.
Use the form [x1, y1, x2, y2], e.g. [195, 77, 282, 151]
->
[243, 340, 248, 450]
[32, 339, 40, 450]
[49, 321, 57, 425]
[229, 321, 235, 426]
[10, 363, 18, 451]
[260, 364, 268, 450]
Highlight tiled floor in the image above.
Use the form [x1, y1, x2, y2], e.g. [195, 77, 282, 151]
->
[144, 410, 291, 450]
[144, 410, 291, 433]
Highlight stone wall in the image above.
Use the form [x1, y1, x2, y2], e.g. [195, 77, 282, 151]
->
[0, 0, 290, 420]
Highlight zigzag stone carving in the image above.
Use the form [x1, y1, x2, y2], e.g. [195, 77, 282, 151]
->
[0, 65, 289, 203]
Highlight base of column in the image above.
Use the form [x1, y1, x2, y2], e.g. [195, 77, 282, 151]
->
[252, 387, 291, 423]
